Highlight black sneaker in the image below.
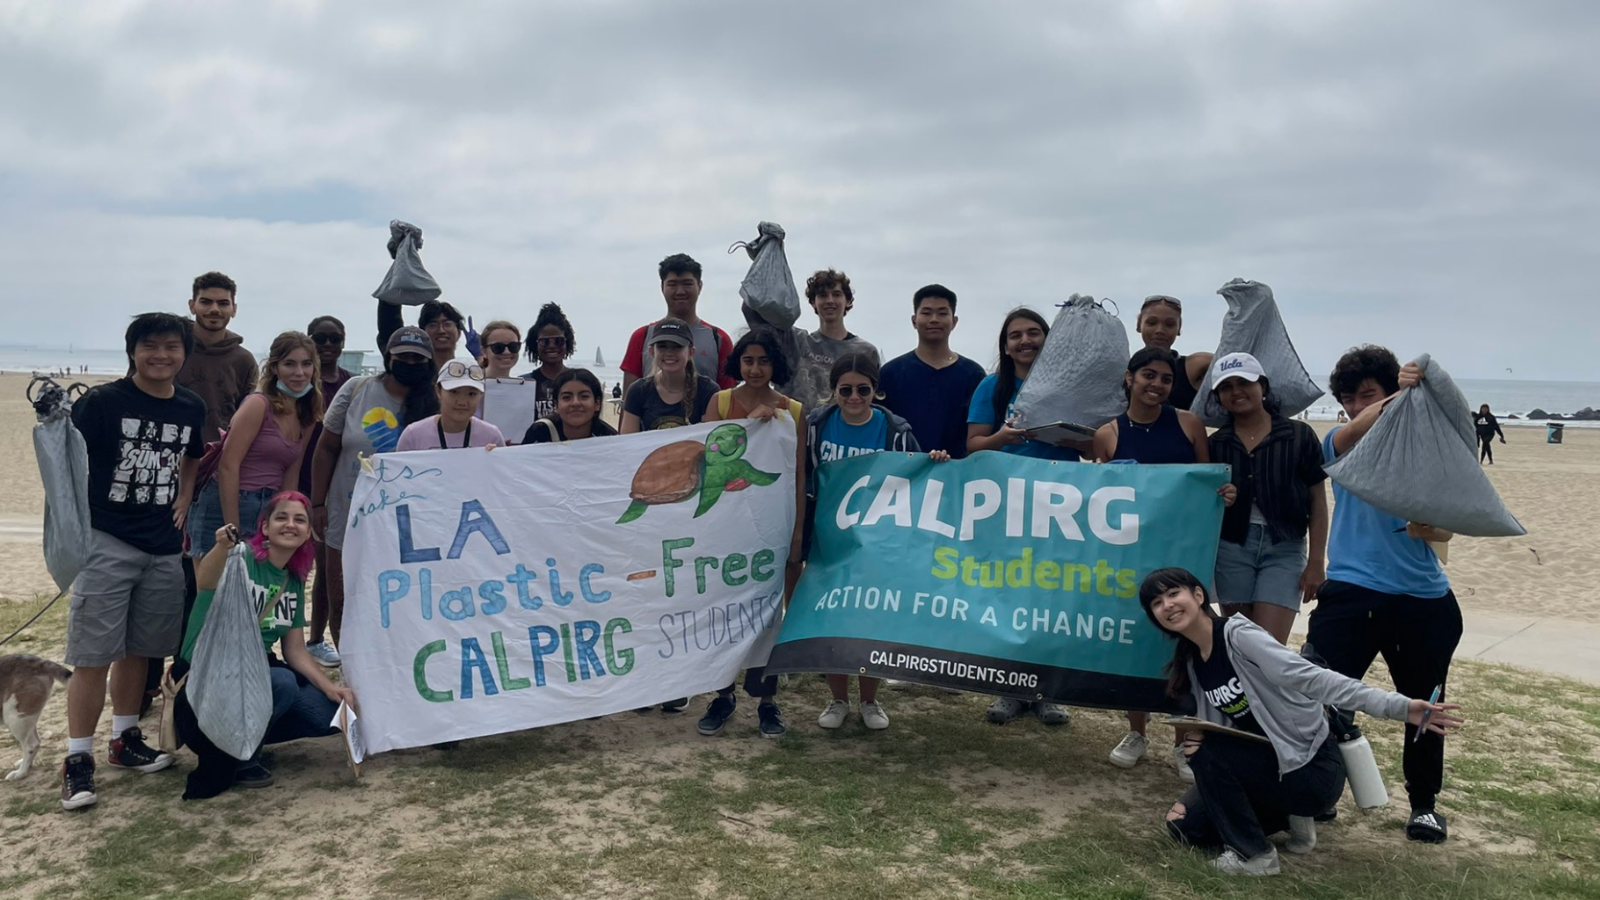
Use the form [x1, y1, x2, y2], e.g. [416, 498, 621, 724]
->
[1314, 808, 1339, 824]
[234, 762, 275, 789]
[697, 695, 736, 736]
[60, 753, 97, 811]
[1407, 808, 1448, 843]
[107, 727, 174, 773]
[661, 697, 689, 713]
[758, 702, 787, 739]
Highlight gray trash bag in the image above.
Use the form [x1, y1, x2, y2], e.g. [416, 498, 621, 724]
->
[372, 220, 442, 307]
[187, 543, 274, 760]
[731, 222, 802, 331]
[1190, 279, 1322, 426]
[30, 378, 90, 593]
[1011, 294, 1130, 429]
[1325, 353, 1525, 537]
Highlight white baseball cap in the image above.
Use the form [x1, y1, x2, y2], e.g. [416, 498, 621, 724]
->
[437, 359, 486, 393]
[1211, 352, 1265, 386]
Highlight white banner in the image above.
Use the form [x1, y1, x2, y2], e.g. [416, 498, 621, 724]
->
[341, 419, 797, 754]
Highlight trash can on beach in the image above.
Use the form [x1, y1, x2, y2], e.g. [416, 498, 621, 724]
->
[1547, 423, 1564, 444]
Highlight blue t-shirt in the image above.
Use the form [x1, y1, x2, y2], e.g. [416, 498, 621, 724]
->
[879, 352, 987, 459]
[818, 409, 889, 463]
[1323, 429, 1450, 597]
[966, 374, 1080, 461]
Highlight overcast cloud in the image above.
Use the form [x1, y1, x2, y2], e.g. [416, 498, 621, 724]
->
[1, 0, 1596, 380]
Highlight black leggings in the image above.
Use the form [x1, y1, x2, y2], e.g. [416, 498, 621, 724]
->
[1168, 733, 1345, 858]
[1479, 434, 1494, 463]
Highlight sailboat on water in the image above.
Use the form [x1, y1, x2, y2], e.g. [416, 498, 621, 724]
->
[594, 347, 605, 367]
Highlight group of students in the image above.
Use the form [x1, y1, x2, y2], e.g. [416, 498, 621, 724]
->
[53, 260, 1467, 879]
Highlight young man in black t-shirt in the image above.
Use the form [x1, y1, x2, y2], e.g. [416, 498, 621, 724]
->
[879, 284, 987, 458]
[60, 313, 207, 811]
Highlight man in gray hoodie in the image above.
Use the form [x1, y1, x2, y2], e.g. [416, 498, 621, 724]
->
[178, 271, 258, 443]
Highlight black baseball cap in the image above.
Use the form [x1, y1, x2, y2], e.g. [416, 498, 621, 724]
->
[386, 326, 432, 359]
[649, 318, 693, 348]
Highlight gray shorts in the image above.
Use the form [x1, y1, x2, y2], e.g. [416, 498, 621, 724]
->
[1214, 524, 1307, 611]
[65, 530, 186, 667]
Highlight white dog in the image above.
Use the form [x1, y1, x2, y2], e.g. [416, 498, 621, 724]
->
[0, 654, 72, 781]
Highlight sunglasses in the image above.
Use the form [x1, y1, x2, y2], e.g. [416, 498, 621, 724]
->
[311, 333, 344, 346]
[1141, 295, 1182, 312]
[442, 361, 485, 380]
[835, 384, 876, 398]
[486, 341, 522, 355]
[537, 336, 567, 348]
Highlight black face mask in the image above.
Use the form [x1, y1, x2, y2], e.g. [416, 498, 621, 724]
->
[390, 361, 433, 387]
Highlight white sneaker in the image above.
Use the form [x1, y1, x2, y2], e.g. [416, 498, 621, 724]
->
[1213, 846, 1280, 876]
[817, 700, 850, 729]
[307, 642, 342, 668]
[860, 701, 890, 731]
[1108, 731, 1148, 768]
[1173, 744, 1196, 783]
[1286, 816, 1316, 854]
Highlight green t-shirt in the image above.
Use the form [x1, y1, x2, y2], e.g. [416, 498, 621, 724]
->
[180, 553, 307, 662]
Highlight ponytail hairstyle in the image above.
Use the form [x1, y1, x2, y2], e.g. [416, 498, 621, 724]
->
[991, 307, 1049, 429]
[682, 356, 700, 423]
[829, 351, 882, 393]
[1138, 567, 1220, 699]
[248, 491, 316, 580]
[259, 331, 324, 428]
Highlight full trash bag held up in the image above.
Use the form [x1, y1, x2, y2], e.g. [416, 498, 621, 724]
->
[187, 543, 274, 760]
[372, 220, 442, 307]
[1190, 279, 1322, 426]
[31, 378, 90, 593]
[1011, 294, 1130, 430]
[1324, 353, 1525, 537]
[731, 222, 802, 331]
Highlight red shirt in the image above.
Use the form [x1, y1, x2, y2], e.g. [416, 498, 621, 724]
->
[621, 319, 736, 389]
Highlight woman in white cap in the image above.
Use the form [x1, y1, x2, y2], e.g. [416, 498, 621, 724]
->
[1206, 352, 1329, 645]
[396, 359, 504, 451]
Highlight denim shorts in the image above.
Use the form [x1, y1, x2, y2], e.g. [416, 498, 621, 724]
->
[187, 482, 280, 557]
[1214, 524, 1307, 610]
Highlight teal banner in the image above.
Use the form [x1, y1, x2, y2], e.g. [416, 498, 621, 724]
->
[765, 454, 1229, 712]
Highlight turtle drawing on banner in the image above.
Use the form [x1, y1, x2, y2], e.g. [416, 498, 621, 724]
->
[616, 423, 780, 523]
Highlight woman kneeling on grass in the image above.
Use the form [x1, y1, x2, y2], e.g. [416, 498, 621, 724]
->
[805, 352, 950, 732]
[1141, 567, 1461, 877]
[175, 491, 357, 800]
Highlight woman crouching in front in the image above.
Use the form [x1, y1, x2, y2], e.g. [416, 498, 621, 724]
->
[174, 491, 356, 799]
[1141, 567, 1460, 876]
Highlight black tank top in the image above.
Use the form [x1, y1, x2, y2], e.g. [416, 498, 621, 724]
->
[1111, 404, 1196, 464]
[1167, 354, 1200, 411]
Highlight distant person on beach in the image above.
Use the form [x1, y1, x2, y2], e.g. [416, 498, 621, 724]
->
[1135, 295, 1212, 411]
[517, 303, 577, 420]
[521, 368, 618, 443]
[178, 271, 257, 443]
[621, 254, 735, 393]
[1142, 568, 1462, 877]
[620, 318, 718, 432]
[397, 360, 503, 451]
[1095, 347, 1217, 781]
[742, 267, 879, 409]
[1313, 345, 1460, 845]
[805, 352, 948, 733]
[700, 326, 806, 739]
[60, 312, 207, 811]
[309, 327, 439, 667]
[476, 320, 522, 380]
[299, 315, 354, 668]
[877, 284, 987, 459]
[1473, 404, 1506, 465]
[173, 494, 355, 799]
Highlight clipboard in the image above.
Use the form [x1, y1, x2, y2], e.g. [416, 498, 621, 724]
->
[481, 377, 539, 445]
[1161, 715, 1271, 744]
[1022, 421, 1098, 444]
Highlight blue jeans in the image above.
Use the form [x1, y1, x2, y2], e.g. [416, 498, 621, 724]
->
[188, 482, 279, 557]
[263, 665, 341, 745]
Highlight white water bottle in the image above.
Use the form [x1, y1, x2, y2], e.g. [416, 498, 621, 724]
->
[1338, 728, 1389, 809]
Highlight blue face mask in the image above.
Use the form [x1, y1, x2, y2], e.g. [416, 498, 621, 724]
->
[277, 379, 313, 399]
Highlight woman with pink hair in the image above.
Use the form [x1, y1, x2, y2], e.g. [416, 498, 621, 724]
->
[174, 491, 356, 799]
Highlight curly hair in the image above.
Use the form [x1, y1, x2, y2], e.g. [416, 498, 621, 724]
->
[525, 303, 576, 363]
[725, 326, 793, 388]
[805, 269, 854, 311]
[1329, 344, 1400, 402]
[191, 271, 237, 300]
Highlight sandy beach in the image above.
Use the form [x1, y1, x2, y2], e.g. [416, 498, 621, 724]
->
[3, 371, 1597, 625]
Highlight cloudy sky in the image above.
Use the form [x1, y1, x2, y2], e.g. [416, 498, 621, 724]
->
[2, 0, 1595, 380]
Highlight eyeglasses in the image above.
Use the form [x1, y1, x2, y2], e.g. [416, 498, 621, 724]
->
[537, 336, 567, 348]
[442, 361, 485, 381]
[486, 341, 522, 355]
[311, 333, 344, 346]
[423, 319, 458, 332]
[836, 384, 876, 398]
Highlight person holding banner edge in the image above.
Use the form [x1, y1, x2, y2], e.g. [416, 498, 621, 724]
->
[1140, 567, 1461, 876]
[804, 352, 951, 731]
[699, 326, 807, 739]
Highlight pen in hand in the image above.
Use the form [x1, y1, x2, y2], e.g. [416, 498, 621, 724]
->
[1413, 684, 1443, 743]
